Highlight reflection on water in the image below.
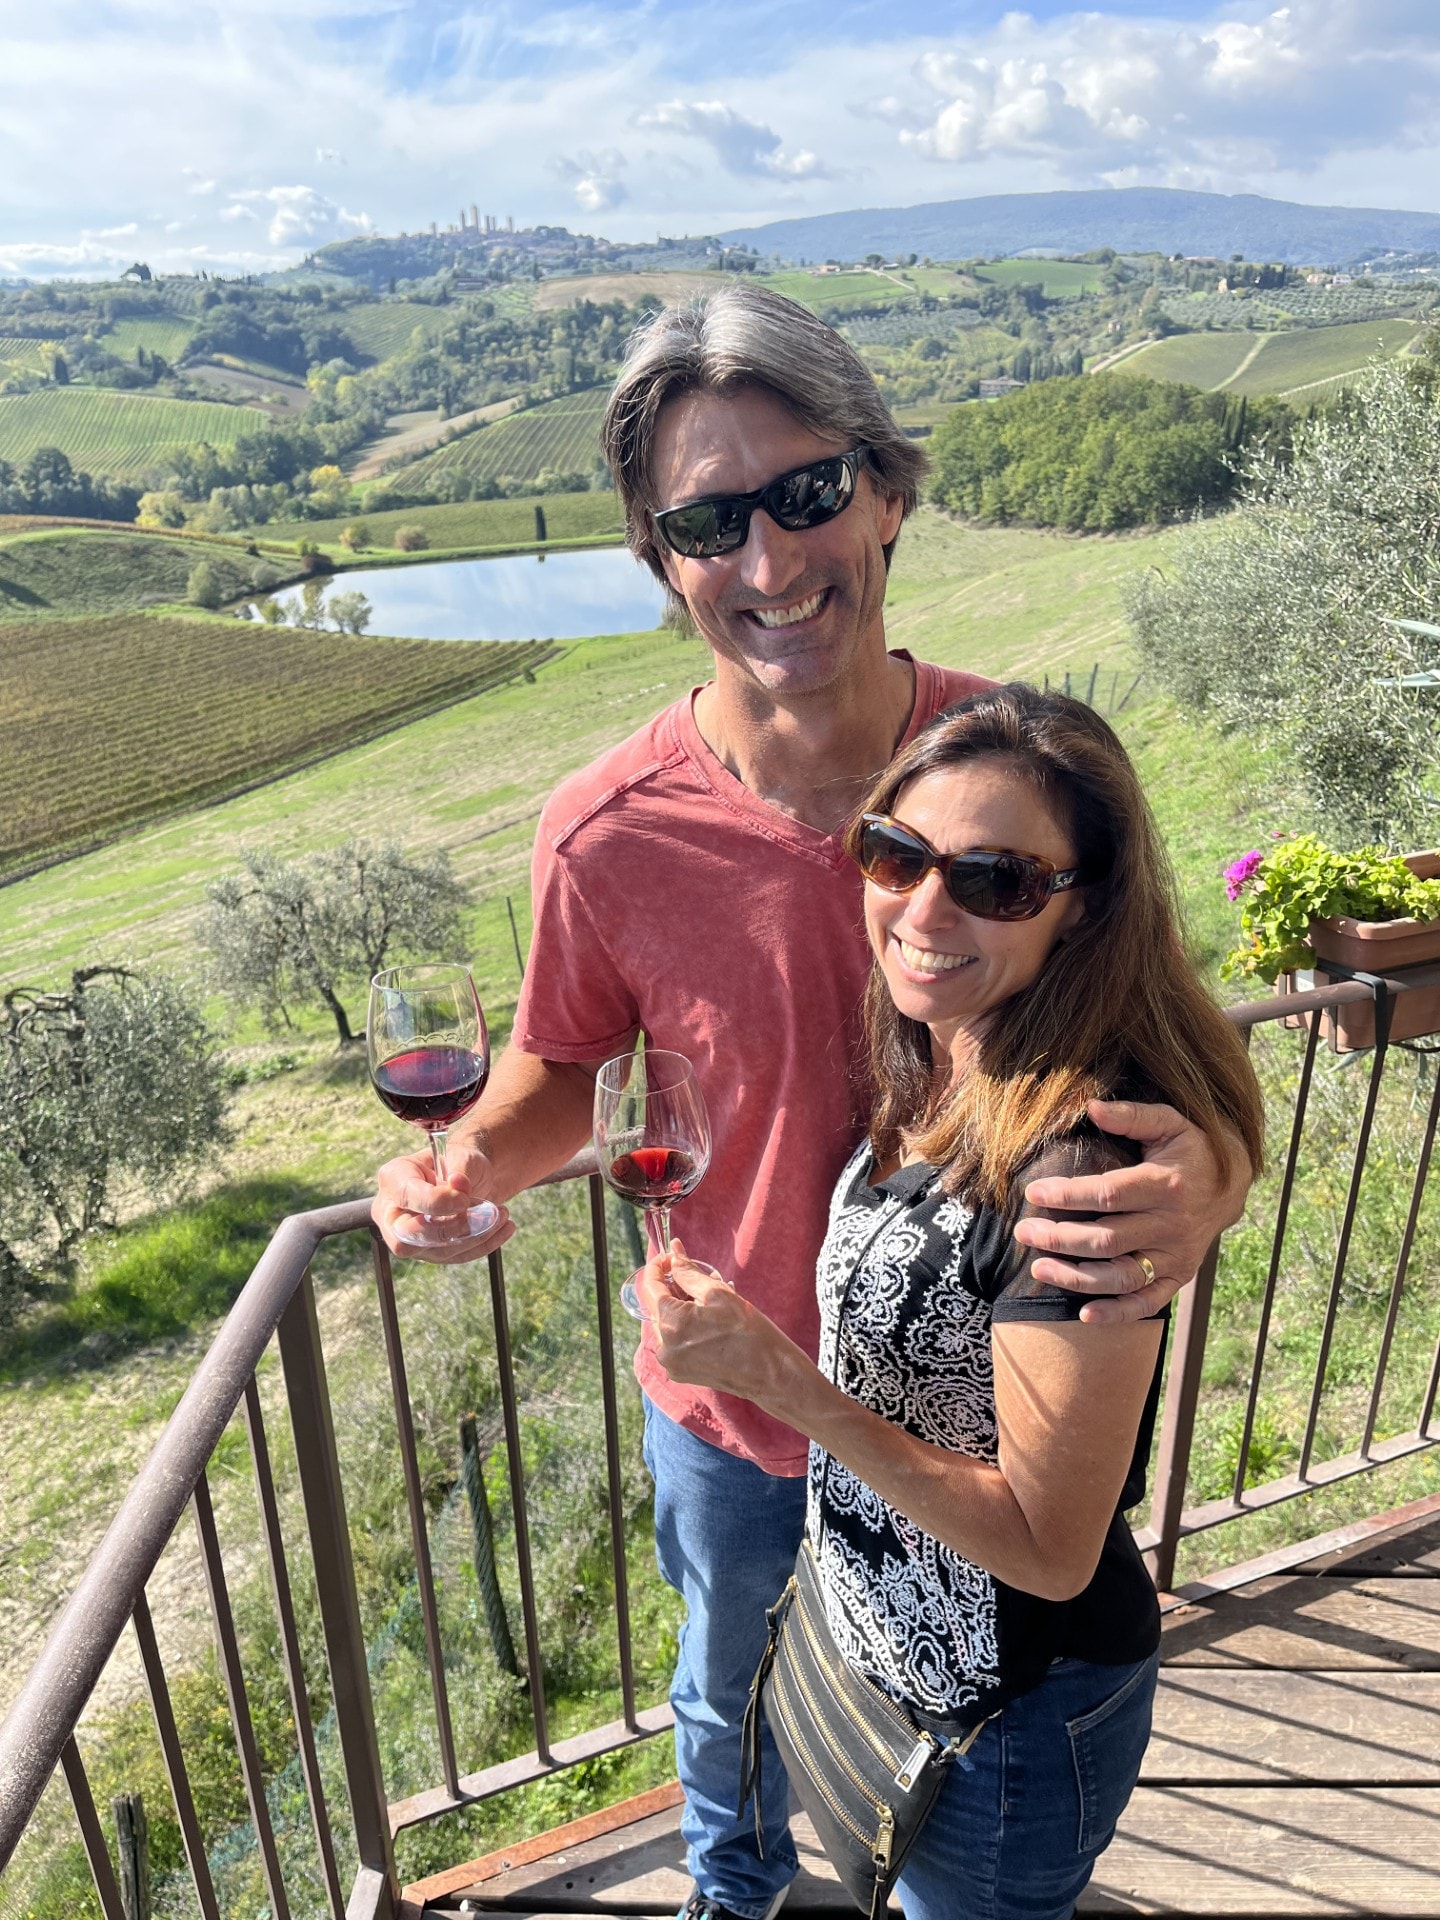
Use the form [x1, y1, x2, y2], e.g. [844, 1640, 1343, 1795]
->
[247, 547, 666, 642]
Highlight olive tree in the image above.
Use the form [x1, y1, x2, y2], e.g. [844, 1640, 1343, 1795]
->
[1127, 351, 1440, 846]
[0, 968, 230, 1321]
[201, 839, 471, 1044]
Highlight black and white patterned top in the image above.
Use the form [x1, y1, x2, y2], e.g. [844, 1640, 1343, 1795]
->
[805, 1135, 1165, 1721]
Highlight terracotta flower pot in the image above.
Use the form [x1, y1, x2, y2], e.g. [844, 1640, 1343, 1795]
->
[1283, 852, 1440, 1051]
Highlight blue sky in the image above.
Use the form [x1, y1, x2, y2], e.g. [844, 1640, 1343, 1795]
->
[2, 0, 1438, 277]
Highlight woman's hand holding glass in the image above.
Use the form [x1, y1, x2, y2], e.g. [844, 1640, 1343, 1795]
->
[637, 1238, 802, 1407]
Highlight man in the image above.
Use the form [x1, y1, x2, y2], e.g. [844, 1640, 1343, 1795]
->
[374, 285, 1246, 1920]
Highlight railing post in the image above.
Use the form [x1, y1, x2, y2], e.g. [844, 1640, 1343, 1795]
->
[1144, 1236, 1220, 1591]
[278, 1270, 398, 1915]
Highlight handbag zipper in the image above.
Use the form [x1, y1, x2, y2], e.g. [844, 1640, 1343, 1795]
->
[780, 1614, 908, 1811]
[792, 1574, 935, 1776]
[770, 1654, 892, 1857]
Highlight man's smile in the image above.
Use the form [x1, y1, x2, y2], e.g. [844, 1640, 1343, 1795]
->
[741, 588, 830, 630]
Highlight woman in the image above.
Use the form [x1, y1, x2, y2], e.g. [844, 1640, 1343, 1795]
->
[637, 683, 1264, 1920]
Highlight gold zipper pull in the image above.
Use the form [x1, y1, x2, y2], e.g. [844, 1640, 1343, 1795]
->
[873, 1806, 895, 1870]
[894, 1732, 936, 1790]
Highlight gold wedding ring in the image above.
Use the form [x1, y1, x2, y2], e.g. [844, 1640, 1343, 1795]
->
[1136, 1254, 1157, 1287]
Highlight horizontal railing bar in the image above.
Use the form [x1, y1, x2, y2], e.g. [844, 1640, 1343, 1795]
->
[387, 1704, 675, 1834]
[1174, 1427, 1438, 1539]
[1163, 1488, 1440, 1607]
[1225, 978, 1380, 1028]
[0, 1199, 371, 1867]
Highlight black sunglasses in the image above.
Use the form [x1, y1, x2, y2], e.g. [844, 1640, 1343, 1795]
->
[856, 814, 1082, 922]
[653, 446, 868, 559]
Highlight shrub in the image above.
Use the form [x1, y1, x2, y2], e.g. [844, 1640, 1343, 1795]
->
[200, 840, 470, 1044]
[0, 968, 230, 1321]
[392, 524, 429, 551]
[1129, 353, 1440, 843]
[186, 559, 223, 609]
[340, 519, 372, 551]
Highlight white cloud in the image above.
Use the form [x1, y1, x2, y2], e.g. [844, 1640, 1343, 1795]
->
[882, 2, 1440, 186]
[633, 100, 833, 181]
[224, 184, 371, 248]
[3, 1, 1440, 274]
[553, 150, 628, 213]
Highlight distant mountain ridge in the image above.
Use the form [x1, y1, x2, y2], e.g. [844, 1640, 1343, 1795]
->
[717, 188, 1440, 268]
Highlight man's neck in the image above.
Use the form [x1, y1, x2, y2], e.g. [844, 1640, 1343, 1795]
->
[693, 644, 917, 835]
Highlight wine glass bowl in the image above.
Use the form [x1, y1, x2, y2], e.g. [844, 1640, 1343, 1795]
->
[368, 964, 499, 1248]
[593, 1048, 712, 1318]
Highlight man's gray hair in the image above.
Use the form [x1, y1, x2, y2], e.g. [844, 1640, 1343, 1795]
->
[602, 282, 928, 584]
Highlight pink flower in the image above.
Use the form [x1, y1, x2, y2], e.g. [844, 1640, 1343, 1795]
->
[1224, 850, 1264, 902]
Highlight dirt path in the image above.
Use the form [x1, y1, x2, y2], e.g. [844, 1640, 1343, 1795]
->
[349, 396, 522, 481]
[1214, 334, 1270, 391]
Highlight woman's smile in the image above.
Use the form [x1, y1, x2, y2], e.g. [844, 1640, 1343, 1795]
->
[892, 939, 976, 979]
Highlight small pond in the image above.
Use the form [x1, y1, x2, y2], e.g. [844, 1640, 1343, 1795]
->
[247, 547, 666, 642]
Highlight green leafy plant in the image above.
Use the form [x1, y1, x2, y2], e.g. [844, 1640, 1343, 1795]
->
[1222, 835, 1440, 984]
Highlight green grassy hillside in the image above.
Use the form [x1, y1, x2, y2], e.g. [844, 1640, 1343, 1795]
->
[977, 259, 1102, 296]
[1113, 315, 1421, 396]
[1227, 317, 1424, 395]
[339, 299, 454, 363]
[103, 314, 198, 363]
[759, 268, 916, 311]
[394, 388, 610, 490]
[0, 388, 269, 476]
[0, 528, 273, 618]
[265, 490, 623, 549]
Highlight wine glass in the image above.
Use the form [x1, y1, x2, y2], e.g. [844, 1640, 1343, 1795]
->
[368, 963, 500, 1248]
[593, 1048, 713, 1319]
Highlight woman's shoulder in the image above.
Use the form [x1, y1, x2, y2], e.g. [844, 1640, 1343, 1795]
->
[967, 1122, 1145, 1320]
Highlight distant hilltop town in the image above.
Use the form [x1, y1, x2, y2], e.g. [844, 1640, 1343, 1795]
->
[306, 217, 750, 290]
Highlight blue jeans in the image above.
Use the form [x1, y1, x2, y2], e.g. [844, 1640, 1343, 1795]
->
[644, 1398, 808, 1919]
[897, 1650, 1160, 1920]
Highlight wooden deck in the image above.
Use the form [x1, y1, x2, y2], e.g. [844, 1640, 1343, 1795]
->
[410, 1495, 1440, 1918]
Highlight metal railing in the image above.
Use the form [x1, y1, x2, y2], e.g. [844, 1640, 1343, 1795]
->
[4, 968, 1440, 1915]
[1143, 965, 1440, 1586]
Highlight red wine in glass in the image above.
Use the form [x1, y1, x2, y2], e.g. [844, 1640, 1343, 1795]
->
[373, 1046, 488, 1129]
[368, 965, 499, 1248]
[593, 1049, 713, 1319]
[604, 1146, 703, 1207]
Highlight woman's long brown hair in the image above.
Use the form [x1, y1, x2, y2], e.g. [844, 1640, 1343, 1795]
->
[844, 683, 1265, 1204]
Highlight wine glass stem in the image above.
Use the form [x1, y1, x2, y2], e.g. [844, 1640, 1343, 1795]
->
[430, 1127, 450, 1187]
[656, 1204, 673, 1254]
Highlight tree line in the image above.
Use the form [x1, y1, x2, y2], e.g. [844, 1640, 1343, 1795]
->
[926, 374, 1293, 532]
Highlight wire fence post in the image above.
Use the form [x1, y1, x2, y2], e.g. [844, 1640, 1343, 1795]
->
[1085, 661, 1099, 706]
[460, 1413, 520, 1677]
[505, 896, 526, 981]
[113, 1793, 151, 1920]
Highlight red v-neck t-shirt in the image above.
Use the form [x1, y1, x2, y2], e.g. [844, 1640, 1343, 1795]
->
[512, 655, 994, 1474]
